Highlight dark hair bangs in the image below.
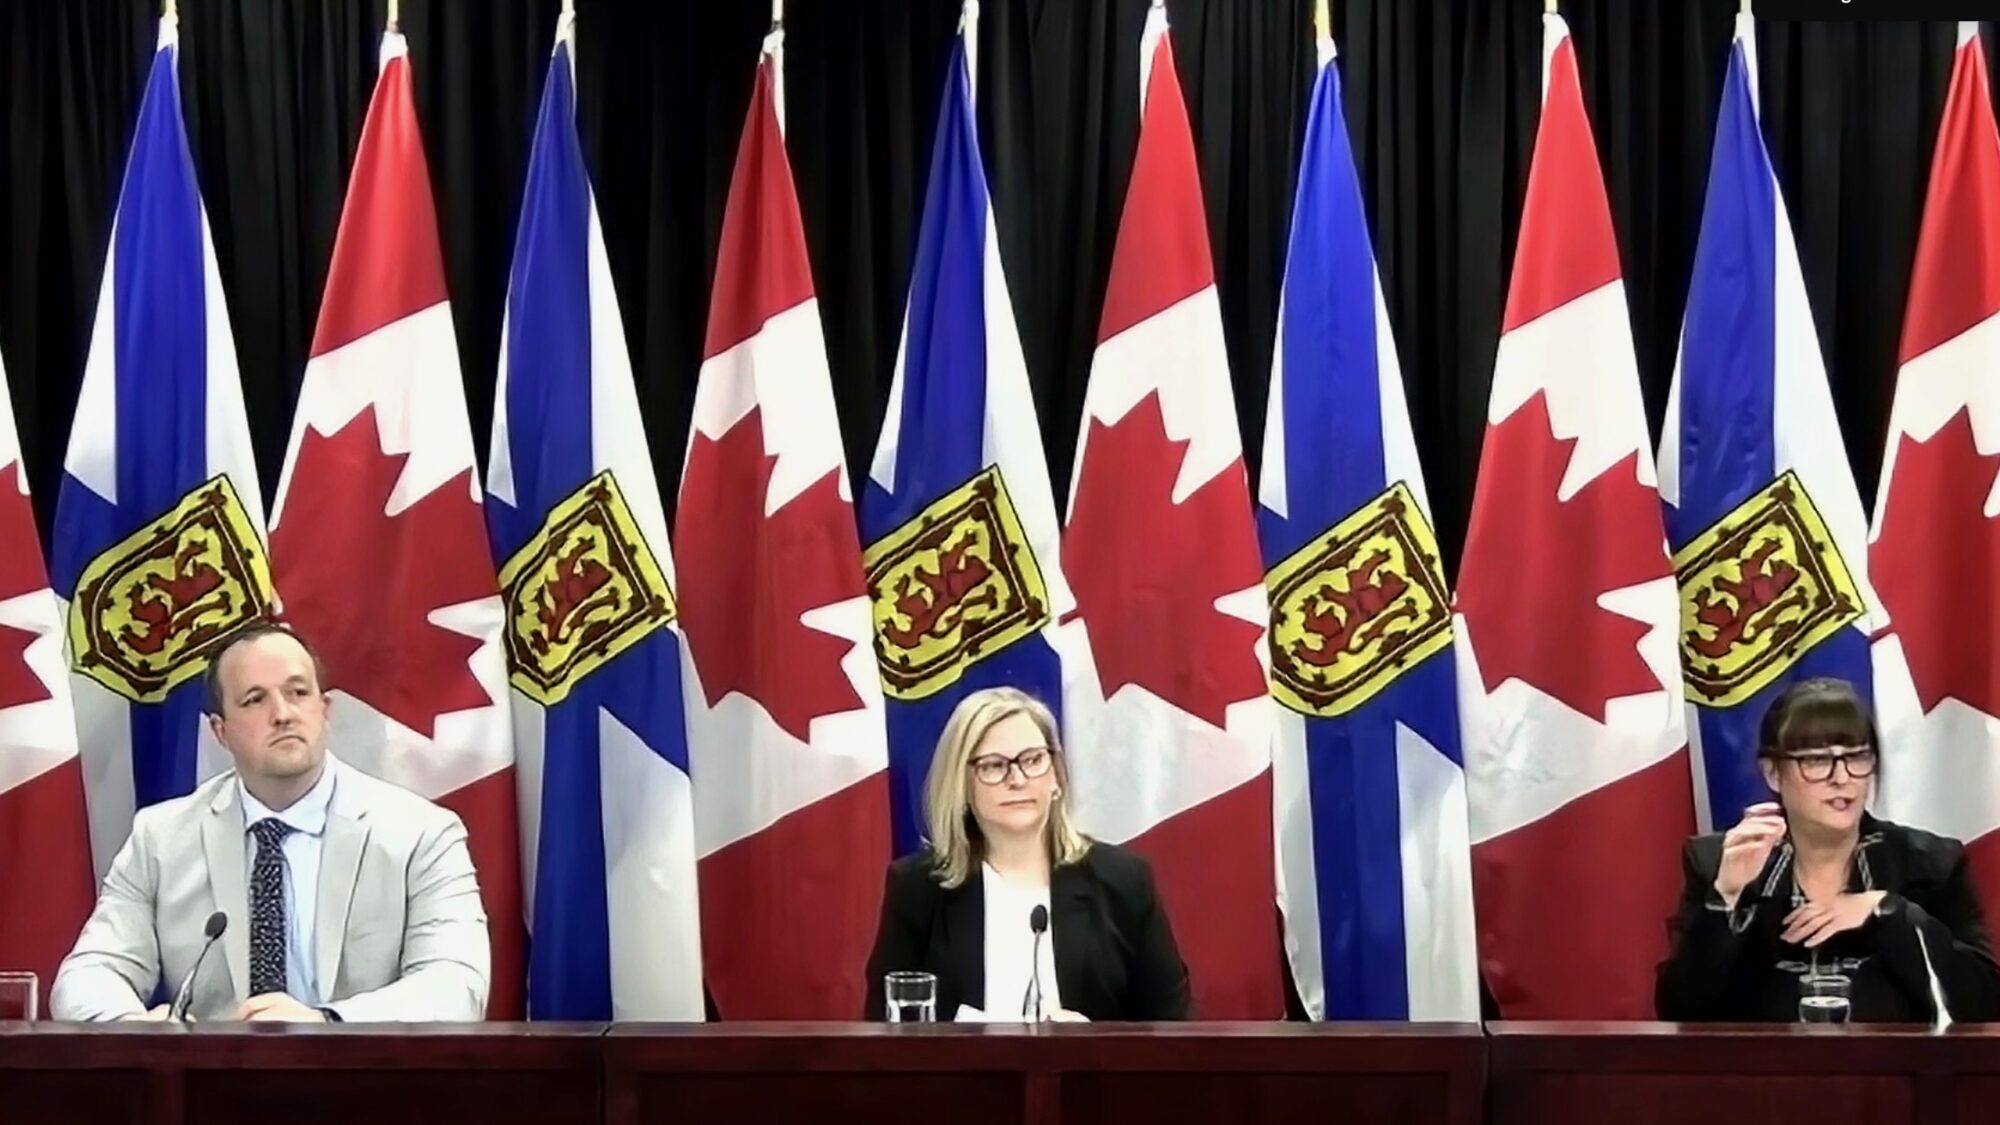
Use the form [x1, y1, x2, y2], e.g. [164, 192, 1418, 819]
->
[1759, 679, 1877, 758]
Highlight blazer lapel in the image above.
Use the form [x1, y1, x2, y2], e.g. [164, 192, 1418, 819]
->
[201, 783, 250, 998]
[943, 874, 984, 1013]
[315, 771, 370, 997]
[1050, 863, 1094, 1013]
[1852, 814, 1889, 893]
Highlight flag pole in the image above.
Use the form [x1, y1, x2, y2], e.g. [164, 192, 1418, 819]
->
[164, 0, 177, 20]
[962, 0, 980, 92]
[387, 0, 399, 32]
[1544, 0, 1556, 12]
[1314, 0, 1329, 43]
[767, 0, 786, 137]
[563, 0, 575, 17]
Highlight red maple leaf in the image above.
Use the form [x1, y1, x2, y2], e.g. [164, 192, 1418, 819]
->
[0, 462, 53, 711]
[0, 621, 41, 712]
[1873, 408, 2000, 717]
[269, 407, 496, 737]
[1061, 393, 1266, 728]
[0, 463, 49, 603]
[1455, 393, 1671, 721]
[676, 408, 867, 741]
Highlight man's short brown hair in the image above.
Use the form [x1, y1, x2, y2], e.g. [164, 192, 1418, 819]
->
[201, 622, 328, 716]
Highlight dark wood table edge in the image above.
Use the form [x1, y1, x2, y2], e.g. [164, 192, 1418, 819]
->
[1487, 1020, 1996, 1072]
[19, 1018, 2000, 1125]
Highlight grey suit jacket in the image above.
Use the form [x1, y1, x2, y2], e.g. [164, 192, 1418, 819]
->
[51, 755, 490, 1022]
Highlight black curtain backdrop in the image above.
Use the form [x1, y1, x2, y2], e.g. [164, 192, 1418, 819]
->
[0, 0, 1987, 583]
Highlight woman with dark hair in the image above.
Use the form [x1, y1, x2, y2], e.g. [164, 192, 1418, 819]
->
[1656, 677, 2000, 1021]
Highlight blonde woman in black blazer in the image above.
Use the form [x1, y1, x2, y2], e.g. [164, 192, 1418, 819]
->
[863, 687, 1191, 1021]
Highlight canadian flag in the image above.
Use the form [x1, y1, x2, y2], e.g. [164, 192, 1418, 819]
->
[1058, 1, 1280, 1019]
[0, 350, 94, 993]
[267, 29, 524, 1017]
[1455, 12, 1692, 1018]
[674, 28, 890, 1019]
[1871, 22, 2000, 913]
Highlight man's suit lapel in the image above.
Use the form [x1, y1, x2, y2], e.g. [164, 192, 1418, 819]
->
[316, 766, 371, 996]
[201, 782, 250, 998]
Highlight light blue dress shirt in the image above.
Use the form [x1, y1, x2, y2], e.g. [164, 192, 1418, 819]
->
[240, 761, 337, 1004]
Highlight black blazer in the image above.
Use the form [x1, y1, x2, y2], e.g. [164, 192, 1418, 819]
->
[1656, 815, 2000, 1022]
[862, 841, 1191, 1021]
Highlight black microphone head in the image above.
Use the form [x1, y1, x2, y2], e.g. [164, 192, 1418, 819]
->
[204, 911, 227, 939]
[1030, 905, 1048, 933]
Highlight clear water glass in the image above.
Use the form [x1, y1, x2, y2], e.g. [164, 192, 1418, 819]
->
[0, 972, 38, 1022]
[884, 971, 936, 1022]
[1799, 974, 1851, 1023]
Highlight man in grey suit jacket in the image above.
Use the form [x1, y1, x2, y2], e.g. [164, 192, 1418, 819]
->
[52, 623, 490, 1022]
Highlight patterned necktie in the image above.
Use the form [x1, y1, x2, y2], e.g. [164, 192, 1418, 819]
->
[249, 817, 294, 996]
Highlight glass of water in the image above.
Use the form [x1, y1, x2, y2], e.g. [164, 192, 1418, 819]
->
[884, 971, 937, 1022]
[1799, 974, 1851, 1023]
[0, 972, 38, 1022]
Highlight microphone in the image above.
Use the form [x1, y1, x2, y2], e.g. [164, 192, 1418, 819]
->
[1021, 905, 1049, 1020]
[170, 912, 228, 1023]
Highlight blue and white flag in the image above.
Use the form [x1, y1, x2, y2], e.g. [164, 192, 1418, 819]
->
[1257, 26, 1478, 1021]
[51, 12, 270, 878]
[485, 11, 703, 1020]
[860, 3, 1071, 857]
[1659, 13, 1875, 832]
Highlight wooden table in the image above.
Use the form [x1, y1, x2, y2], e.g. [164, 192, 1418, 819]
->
[0, 1022, 603, 1125]
[0, 1022, 1483, 1125]
[41, 1019, 2000, 1125]
[1489, 1022, 2000, 1125]
[602, 1021, 1486, 1125]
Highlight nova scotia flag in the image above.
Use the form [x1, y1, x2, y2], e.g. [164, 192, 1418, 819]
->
[1659, 12, 1876, 832]
[1257, 24, 1478, 1020]
[485, 10, 703, 1019]
[51, 11, 270, 878]
[861, 4, 1071, 857]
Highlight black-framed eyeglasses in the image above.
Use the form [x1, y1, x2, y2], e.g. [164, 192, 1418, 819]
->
[969, 747, 1054, 786]
[1781, 748, 1877, 782]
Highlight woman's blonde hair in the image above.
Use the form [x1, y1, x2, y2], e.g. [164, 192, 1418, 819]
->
[923, 686, 1091, 888]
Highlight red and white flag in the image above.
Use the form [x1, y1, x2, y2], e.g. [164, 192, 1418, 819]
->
[1057, 1, 1280, 1019]
[675, 27, 889, 1019]
[1872, 22, 2000, 912]
[1455, 12, 1692, 1019]
[267, 29, 524, 1017]
[0, 351, 94, 992]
